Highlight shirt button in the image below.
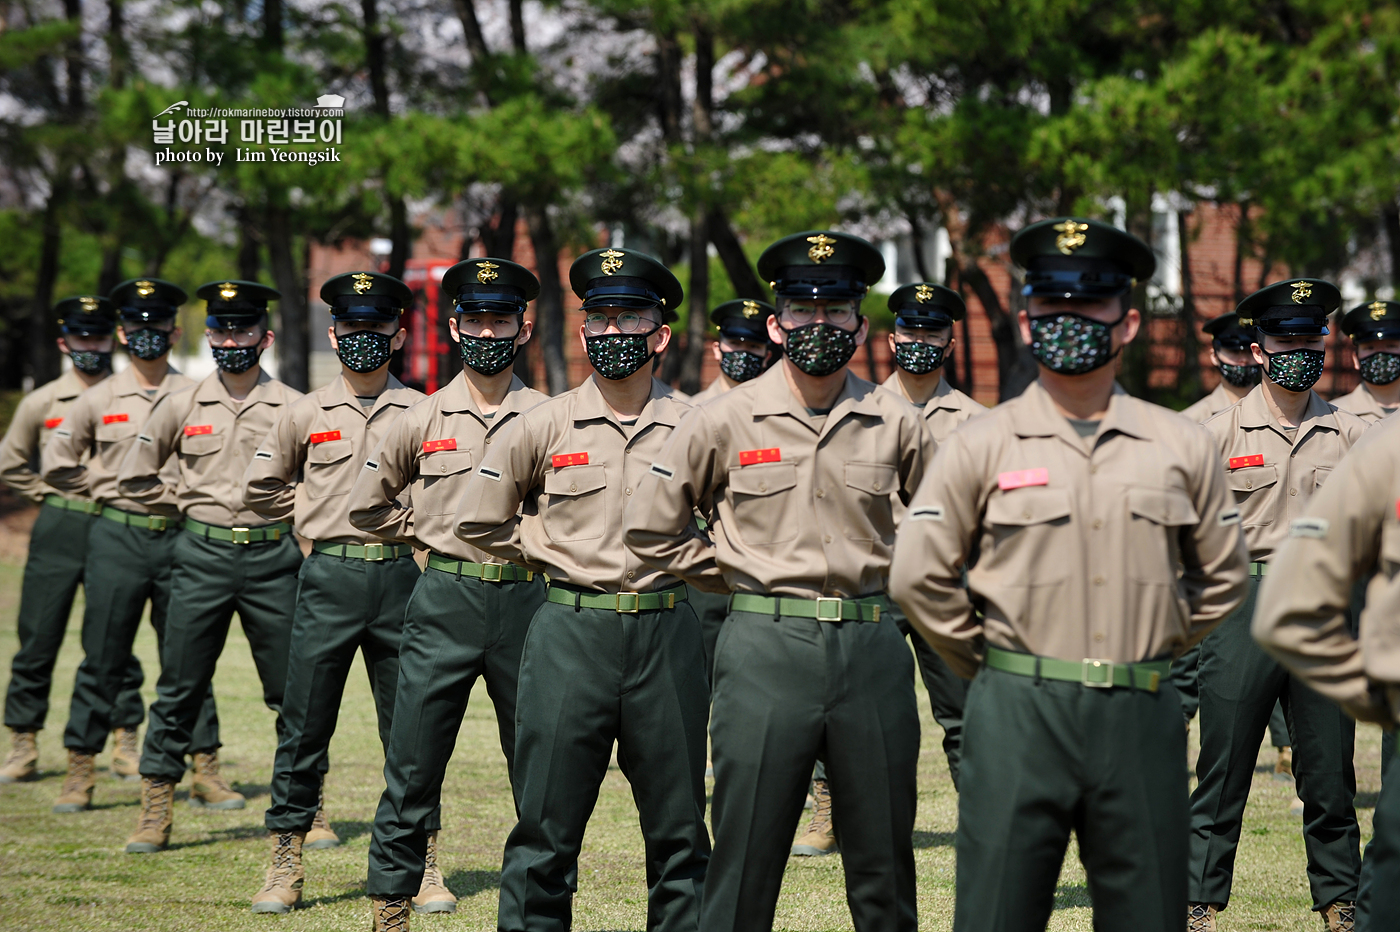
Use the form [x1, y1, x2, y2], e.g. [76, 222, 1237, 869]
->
[759, 483, 768, 492]
[625, 488, 632, 495]
[1289, 488, 1297, 496]
[1093, 575, 1105, 586]
[1022, 511, 1031, 520]
[626, 570, 635, 579]
[1089, 464, 1098, 475]
[485, 437, 492, 444]
[816, 489, 825, 498]
[823, 534, 832, 544]
[1093, 632, 1105, 642]
[440, 464, 447, 473]
[570, 483, 577, 492]
[1092, 518, 1102, 529]
[1245, 480, 1253, 489]
[873, 481, 881, 491]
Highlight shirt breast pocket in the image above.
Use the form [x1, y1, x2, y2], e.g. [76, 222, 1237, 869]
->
[984, 487, 1073, 585]
[1125, 487, 1199, 583]
[178, 431, 225, 477]
[1226, 464, 1277, 526]
[419, 450, 473, 515]
[542, 464, 607, 542]
[843, 462, 897, 542]
[1313, 466, 1332, 491]
[95, 421, 137, 455]
[728, 462, 799, 546]
[305, 439, 354, 499]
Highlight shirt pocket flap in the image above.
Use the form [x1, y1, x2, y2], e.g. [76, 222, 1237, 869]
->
[1313, 465, 1332, 489]
[95, 421, 137, 443]
[178, 431, 224, 456]
[1226, 464, 1277, 492]
[544, 464, 606, 497]
[844, 462, 897, 495]
[307, 438, 353, 466]
[985, 487, 1072, 526]
[1126, 487, 1200, 526]
[728, 462, 798, 497]
[423, 449, 473, 478]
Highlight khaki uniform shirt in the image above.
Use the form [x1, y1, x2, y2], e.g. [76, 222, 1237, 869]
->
[454, 376, 691, 593]
[0, 371, 99, 504]
[624, 363, 936, 599]
[1203, 385, 1370, 563]
[347, 372, 547, 561]
[117, 370, 302, 526]
[1254, 416, 1400, 725]
[889, 380, 1249, 679]
[1181, 382, 1242, 425]
[242, 374, 424, 544]
[879, 372, 987, 444]
[42, 367, 193, 513]
[690, 378, 730, 404]
[1331, 383, 1397, 424]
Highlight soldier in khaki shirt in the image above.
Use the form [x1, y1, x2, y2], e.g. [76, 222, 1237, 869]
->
[890, 219, 1248, 932]
[1333, 299, 1400, 423]
[0, 297, 138, 785]
[42, 279, 222, 813]
[455, 250, 709, 932]
[117, 280, 303, 854]
[1252, 415, 1400, 929]
[690, 298, 779, 404]
[1188, 281, 1370, 932]
[626, 232, 934, 932]
[236, 272, 424, 913]
[351, 259, 549, 930]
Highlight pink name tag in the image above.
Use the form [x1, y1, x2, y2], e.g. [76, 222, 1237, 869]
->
[997, 468, 1049, 491]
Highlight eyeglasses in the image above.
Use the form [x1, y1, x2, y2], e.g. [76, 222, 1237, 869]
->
[781, 300, 858, 326]
[893, 328, 950, 346]
[207, 326, 263, 347]
[584, 311, 657, 335]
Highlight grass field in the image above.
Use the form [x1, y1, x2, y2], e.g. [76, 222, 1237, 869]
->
[0, 549, 1385, 932]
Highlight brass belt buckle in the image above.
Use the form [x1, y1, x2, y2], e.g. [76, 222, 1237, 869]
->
[1081, 658, 1114, 688]
[149, 515, 167, 532]
[616, 592, 640, 614]
[815, 597, 843, 621]
[231, 527, 252, 545]
[480, 563, 503, 582]
[363, 542, 384, 561]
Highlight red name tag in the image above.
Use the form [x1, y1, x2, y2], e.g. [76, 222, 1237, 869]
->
[184, 424, 213, 436]
[44, 417, 63, 429]
[1228, 454, 1264, 470]
[997, 468, 1049, 491]
[103, 413, 129, 425]
[309, 430, 342, 444]
[552, 452, 589, 468]
[738, 448, 781, 466]
[422, 438, 457, 453]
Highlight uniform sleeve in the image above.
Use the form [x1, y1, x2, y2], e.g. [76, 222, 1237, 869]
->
[624, 406, 725, 591]
[41, 390, 97, 497]
[117, 391, 190, 508]
[0, 392, 50, 503]
[241, 404, 302, 523]
[1253, 444, 1391, 724]
[452, 415, 539, 564]
[347, 409, 420, 545]
[889, 431, 984, 678]
[1178, 428, 1250, 647]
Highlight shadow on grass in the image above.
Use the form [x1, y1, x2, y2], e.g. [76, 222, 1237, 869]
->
[327, 820, 373, 842]
[230, 783, 270, 801]
[166, 825, 269, 849]
[912, 830, 956, 849]
[1054, 883, 1092, 909]
[445, 868, 501, 898]
[1357, 791, 1380, 809]
[303, 886, 372, 908]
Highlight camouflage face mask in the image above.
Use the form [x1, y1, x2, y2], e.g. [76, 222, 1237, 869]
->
[1359, 351, 1400, 386]
[458, 334, 518, 376]
[125, 328, 172, 361]
[585, 332, 654, 380]
[1028, 313, 1120, 375]
[894, 341, 946, 375]
[1218, 362, 1262, 388]
[783, 322, 857, 377]
[336, 330, 394, 374]
[719, 350, 765, 383]
[211, 345, 262, 374]
[68, 350, 111, 374]
[1261, 348, 1325, 393]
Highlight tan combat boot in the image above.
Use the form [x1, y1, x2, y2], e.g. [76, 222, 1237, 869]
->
[110, 727, 140, 781]
[125, 777, 175, 852]
[305, 783, 341, 849]
[1274, 745, 1294, 782]
[250, 831, 306, 913]
[412, 831, 457, 913]
[1187, 903, 1218, 932]
[791, 778, 838, 856]
[1321, 900, 1356, 932]
[371, 896, 411, 932]
[53, 750, 97, 812]
[0, 730, 38, 783]
[189, 750, 246, 809]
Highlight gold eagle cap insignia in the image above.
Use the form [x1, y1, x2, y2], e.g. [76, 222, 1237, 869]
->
[914, 284, 935, 303]
[1290, 281, 1313, 304]
[79, 296, 99, 311]
[1370, 300, 1388, 321]
[741, 300, 762, 318]
[352, 272, 375, 295]
[135, 280, 156, 297]
[476, 261, 500, 284]
[806, 234, 837, 263]
[218, 282, 239, 301]
[599, 249, 625, 276]
[1052, 220, 1089, 255]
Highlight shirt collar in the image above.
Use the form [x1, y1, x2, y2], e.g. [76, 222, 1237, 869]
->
[193, 369, 276, 412]
[751, 366, 882, 424]
[437, 371, 532, 422]
[1009, 380, 1149, 447]
[1237, 384, 1339, 436]
[573, 374, 680, 431]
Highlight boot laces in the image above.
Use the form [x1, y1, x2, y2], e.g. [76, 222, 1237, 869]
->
[269, 833, 299, 883]
[115, 729, 139, 757]
[195, 753, 234, 793]
[62, 753, 95, 794]
[804, 779, 833, 834]
[139, 780, 173, 829]
[1187, 904, 1215, 932]
[376, 898, 410, 932]
[4, 733, 35, 767]
[1326, 902, 1356, 932]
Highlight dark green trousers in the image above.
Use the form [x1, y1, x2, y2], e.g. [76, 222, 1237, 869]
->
[1359, 739, 1400, 929]
[888, 600, 970, 789]
[4, 503, 143, 734]
[702, 606, 919, 932]
[1170, 644, 1292, 747]
[65, 516, 219, 753]
[1189, 576, 1360, 910]
[498, 596, 710, 932]
[688, 584, 730, 683]
[955, 664, 1188, 932]
[139, 530, 302, 781]
[366, 565, 545, 896]
[265, 550, 417, 832]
